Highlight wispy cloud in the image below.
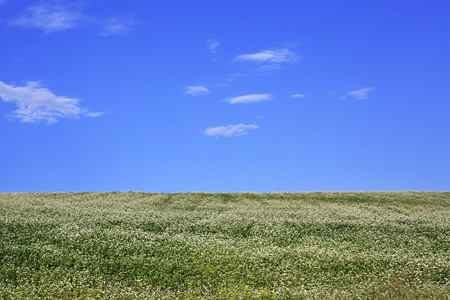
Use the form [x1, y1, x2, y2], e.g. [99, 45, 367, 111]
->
[206, 38, 220, 53]
[290, 93, 306, 98]
[342, 87, 375, 100]
[10, 2, 84, 33]
[0, 81, 104, 124]
[10, 1, 136, 36]
[204, 123, 258, 137]
[99, 15, 137, 36]
[184, 86, 211, 96]
[0, 0, 7, 6]
[234, 48, 299, 70]
[225, 94, 272, 104]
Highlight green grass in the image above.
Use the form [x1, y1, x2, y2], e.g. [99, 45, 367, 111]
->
[0, 192, 449, 299]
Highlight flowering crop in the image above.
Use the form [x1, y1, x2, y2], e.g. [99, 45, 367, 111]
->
[0, 192, 449, 299]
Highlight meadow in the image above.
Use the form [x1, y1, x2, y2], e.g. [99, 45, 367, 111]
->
[0, 192, 449, 299]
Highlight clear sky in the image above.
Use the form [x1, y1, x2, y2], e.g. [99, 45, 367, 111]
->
[1, 0, 449, 192]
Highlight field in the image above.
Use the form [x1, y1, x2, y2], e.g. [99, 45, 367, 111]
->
[0, 192, 449, 299]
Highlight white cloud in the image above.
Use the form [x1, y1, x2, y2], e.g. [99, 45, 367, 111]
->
[206, 39, 220, 53]
[225, 94, 272, 104]
[343, 87, 375, 100]
[0, 81, 104, 124]
[10, 2, 83, 33]
[204, 123, 258, 137]
[10, 1, 137, 36]
[83, 111, 105, 117]
[234, 48, 299, 70]
[290, 93, 306, 98]
[100, 16, 137, 36]
[184, 86, 211, 96]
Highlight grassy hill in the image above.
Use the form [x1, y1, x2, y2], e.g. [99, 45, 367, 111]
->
[1, 192, 449, 299]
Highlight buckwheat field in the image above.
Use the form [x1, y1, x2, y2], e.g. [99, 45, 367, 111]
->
[0, 192, 449, 299]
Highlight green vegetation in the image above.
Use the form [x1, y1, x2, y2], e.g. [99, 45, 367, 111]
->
[0, 192, 449, 299]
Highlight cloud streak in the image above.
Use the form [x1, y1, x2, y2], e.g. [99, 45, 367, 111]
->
[99, 16, 137, 36]
[234, 48, 299, 70]
[10, 1, 136, 36]
[290, 93, 306, 98]
[343, 87, 375, 100]
[184, 86, 211, 96]
[225, 94, 272, 104]
[206, 39, 220, 53]
[10, 2, 83, 33]
[0, 81, 104, 124]
[204, 123, 258, 137]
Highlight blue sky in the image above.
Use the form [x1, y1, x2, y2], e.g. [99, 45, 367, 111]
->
[1, 0, 449, 192]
